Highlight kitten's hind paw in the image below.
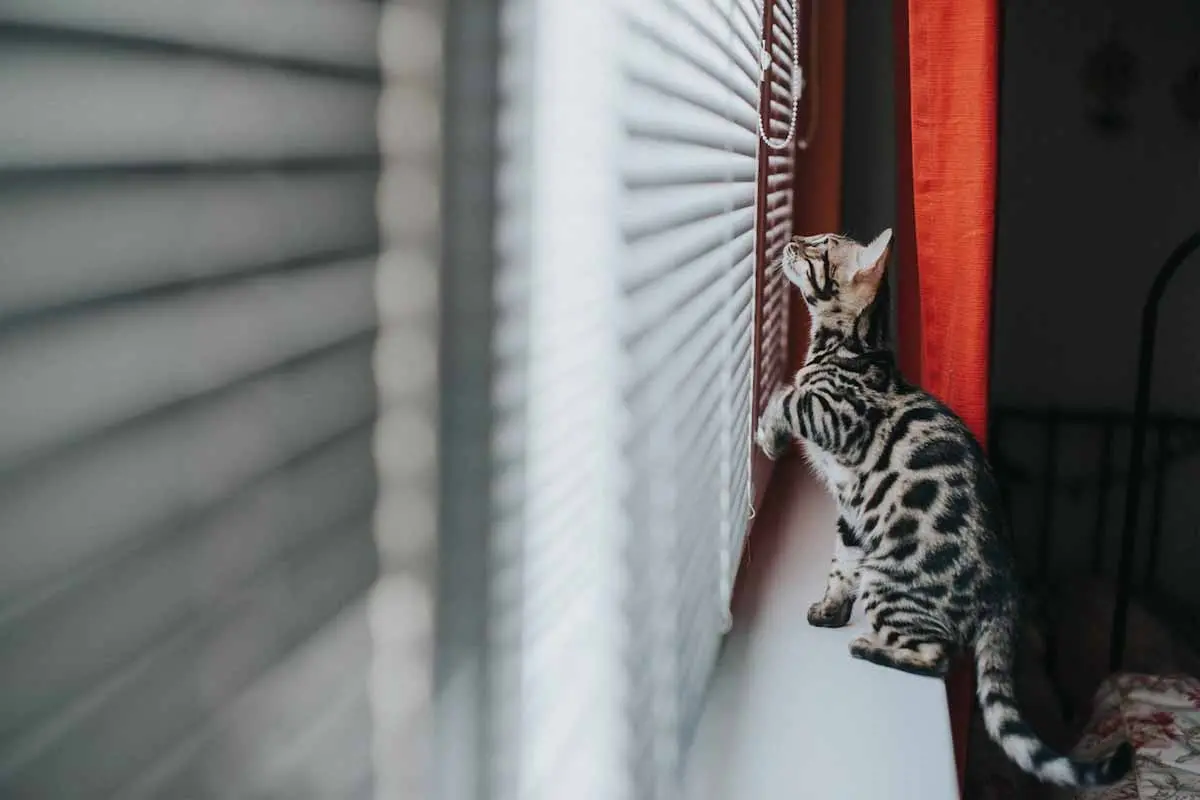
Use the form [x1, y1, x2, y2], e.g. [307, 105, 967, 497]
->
[849, 634, 950, 678]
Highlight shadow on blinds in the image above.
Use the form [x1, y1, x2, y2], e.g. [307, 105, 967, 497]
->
[0, 4, 391, 797]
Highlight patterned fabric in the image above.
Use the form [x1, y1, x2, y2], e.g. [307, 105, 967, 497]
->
[1072, 674, 1200, 799]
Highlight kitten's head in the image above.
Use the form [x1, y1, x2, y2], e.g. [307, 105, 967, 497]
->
[776, 229, 892, 322]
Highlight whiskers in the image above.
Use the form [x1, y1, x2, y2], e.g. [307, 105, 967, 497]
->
[770, 239, 803, 276]
[768, 237, 796, 275]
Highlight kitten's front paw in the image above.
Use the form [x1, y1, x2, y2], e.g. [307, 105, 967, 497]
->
[755, 424, 787, 460]
[807, 598, 852, 628]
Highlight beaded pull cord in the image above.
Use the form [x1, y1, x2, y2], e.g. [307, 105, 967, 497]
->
[756, 0, 819, 151]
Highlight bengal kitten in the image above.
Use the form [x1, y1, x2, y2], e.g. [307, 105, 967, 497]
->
[754, 230, 1132, 788]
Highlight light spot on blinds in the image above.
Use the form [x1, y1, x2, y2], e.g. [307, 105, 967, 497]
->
[377, 167, 441, 243]
[380, 4, 444, 79]
[379, 88, 442, 157]
[376, 250, 439, 324]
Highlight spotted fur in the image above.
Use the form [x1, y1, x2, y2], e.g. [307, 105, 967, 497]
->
[755, 230, 1132, 787]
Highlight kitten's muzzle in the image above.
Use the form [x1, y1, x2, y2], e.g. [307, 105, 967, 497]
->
[770, 241, 801, 277]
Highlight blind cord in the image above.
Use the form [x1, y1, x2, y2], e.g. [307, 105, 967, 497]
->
[747, 0, 813, 524]
[756, 0, 819, 151]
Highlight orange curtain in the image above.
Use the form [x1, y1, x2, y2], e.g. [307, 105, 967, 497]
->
[894, 0, 998, 440]
[894, 0, 999, 789]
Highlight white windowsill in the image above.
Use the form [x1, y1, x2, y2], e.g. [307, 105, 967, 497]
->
[684, 459, 960, 800]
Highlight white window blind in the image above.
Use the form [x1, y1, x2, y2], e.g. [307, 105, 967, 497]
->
[478, 0, 798, 798]
[0, 2, 384, 797]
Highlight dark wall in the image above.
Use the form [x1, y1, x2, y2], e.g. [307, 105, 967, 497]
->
[842, 0, 898, 346]
[992, 1, 1200, 594]
[993, 0, 1200, 412]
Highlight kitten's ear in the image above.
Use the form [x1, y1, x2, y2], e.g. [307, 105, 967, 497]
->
[852, 228, 892, 288]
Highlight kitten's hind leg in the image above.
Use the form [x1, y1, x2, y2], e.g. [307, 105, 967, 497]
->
[848, 631, 950, 678]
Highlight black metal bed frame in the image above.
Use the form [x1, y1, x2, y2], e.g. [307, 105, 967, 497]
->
[990, 231, 1200, 676]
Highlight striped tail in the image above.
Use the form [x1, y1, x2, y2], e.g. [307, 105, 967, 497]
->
[974, 616, 1133, 787]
